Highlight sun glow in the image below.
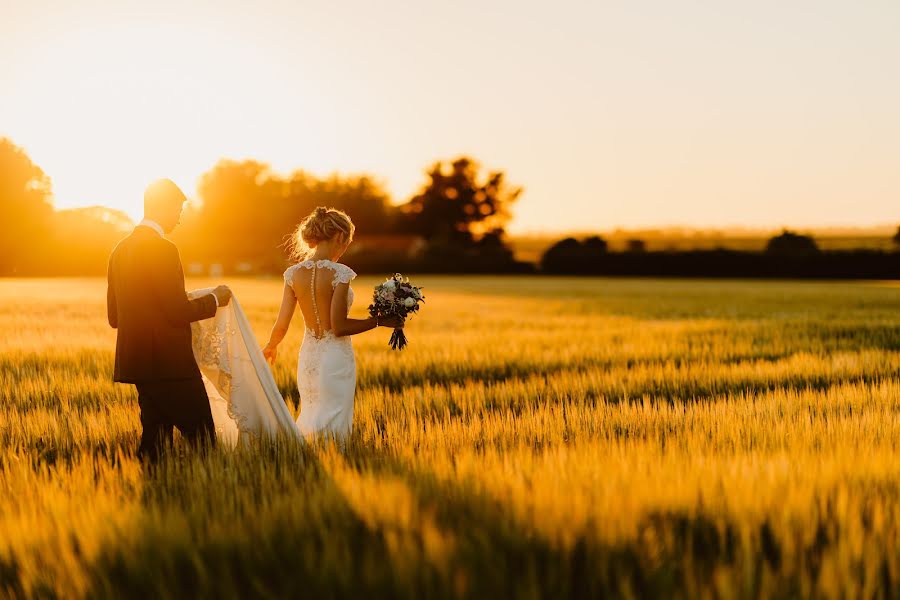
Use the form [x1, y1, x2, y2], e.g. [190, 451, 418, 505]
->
[7, 23, 314, 221]
[3, 1, 898, 232]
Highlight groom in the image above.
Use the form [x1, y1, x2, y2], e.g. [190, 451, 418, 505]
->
[107, 179, 232, 463]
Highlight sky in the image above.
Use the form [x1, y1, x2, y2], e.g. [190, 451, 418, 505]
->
[1, 0, 898, 233]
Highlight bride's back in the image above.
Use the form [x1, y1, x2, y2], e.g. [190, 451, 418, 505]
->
[286, 260, 355, 336]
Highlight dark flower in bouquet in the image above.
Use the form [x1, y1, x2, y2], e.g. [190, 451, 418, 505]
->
[368, 273, 424, 350]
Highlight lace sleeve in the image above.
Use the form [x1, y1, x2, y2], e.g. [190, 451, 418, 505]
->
[331, 263, 357, 287]
[283, 265, 296, 288]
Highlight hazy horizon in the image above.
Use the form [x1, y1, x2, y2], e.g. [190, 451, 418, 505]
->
[2, 0, 898, 233]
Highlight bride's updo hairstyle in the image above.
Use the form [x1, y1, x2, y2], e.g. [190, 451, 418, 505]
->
[289, 206, 355, 261]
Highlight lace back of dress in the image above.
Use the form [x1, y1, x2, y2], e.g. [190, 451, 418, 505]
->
[309, 262, 324, 339]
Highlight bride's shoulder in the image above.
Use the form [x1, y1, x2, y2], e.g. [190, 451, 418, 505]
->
[283, 260, 315, 287]
[318, 260, 357, 286]
[284, 259, 355, 287]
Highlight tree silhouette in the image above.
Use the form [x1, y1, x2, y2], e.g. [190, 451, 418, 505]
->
[187, 160, 284, 264]
[893, 226, 900, 248]
[50, 207, 133, 275]
[583, 236, 609, 254]
[401, 157, 521, 244]
[765, 230, 820, 256]
[540, 236, 609, 273]
[294, 172, 396, 235]
[540, 238, 581, 272]
[0, 138, 54, 274]
[475, 228, 515, 263]
[625, 239, 646, 253]
[175, 159, 397, 270]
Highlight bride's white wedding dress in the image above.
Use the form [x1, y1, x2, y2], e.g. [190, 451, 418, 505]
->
[283, 259, 358, 440]
[188, 289, 301, 446]
[187, 259, 357, 445]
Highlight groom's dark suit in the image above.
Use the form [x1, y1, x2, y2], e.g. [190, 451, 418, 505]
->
[107, 224, 218, 461]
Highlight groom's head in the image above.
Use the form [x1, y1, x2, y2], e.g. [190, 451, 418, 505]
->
[144, 179, 187, 233]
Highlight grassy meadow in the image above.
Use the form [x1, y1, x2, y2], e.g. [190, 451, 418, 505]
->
[1, 276, 899, 598]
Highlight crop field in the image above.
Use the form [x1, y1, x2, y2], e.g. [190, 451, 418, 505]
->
[1, 276, 899, 598]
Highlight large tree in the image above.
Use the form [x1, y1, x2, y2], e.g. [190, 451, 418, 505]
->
[288, 171, 397, 235]
[0, 138, 54, 274]
[893, 225, 900, 249]
[765, 230, 819, 257]
[50, 207, 133, 275]
[186, 160, 285, 264]
[401, 157, 521, 244]
[179, 159, 396, 269]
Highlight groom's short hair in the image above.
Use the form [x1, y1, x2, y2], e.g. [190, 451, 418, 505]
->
[144, 179, 187, 215]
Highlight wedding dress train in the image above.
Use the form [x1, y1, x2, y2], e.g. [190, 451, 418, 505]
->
[189, 288, 300, 446]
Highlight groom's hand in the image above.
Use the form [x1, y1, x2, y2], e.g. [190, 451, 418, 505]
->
[212, 285, 232, 307]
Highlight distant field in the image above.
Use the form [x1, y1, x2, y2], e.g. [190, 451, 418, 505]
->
[1, 276, 899, 598]
[509, 230, 896, 263]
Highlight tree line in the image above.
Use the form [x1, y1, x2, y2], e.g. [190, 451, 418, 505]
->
[2, 135, 898, 278]
[541, 230, 900, 279]
[0, 138, 526, 275]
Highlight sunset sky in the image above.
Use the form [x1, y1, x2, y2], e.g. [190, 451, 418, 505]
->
[1, 0, 898, 233]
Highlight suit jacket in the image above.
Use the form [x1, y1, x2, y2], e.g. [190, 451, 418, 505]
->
[107, 226, 217, 383]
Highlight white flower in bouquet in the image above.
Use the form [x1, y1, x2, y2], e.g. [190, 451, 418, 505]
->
[403, 297, 416, 307]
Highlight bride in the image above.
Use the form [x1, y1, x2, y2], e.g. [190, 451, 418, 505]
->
[262, 207, 403, 440]
[188, 206, 402, 446]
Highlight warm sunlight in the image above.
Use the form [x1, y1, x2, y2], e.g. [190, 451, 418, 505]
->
[2, 3, 900, 597]
[2, 1, 898, 230]
[7, 23, 323, 220]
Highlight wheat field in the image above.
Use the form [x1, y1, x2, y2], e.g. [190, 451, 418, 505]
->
[1, 276, 899, 599]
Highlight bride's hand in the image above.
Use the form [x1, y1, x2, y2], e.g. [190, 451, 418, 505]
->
[262, 344, 278, 365]
[379, 316, 405, 328]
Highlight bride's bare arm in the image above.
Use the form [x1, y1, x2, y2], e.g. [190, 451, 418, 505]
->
[263, 284, 297, 364]
[330, 282, 404, 337]
[330, 282, 377, 337]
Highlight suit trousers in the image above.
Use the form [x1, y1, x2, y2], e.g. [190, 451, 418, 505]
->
[135, 377, 215, 462]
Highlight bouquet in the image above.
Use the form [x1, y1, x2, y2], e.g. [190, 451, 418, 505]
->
[368, 273, 424, 350]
